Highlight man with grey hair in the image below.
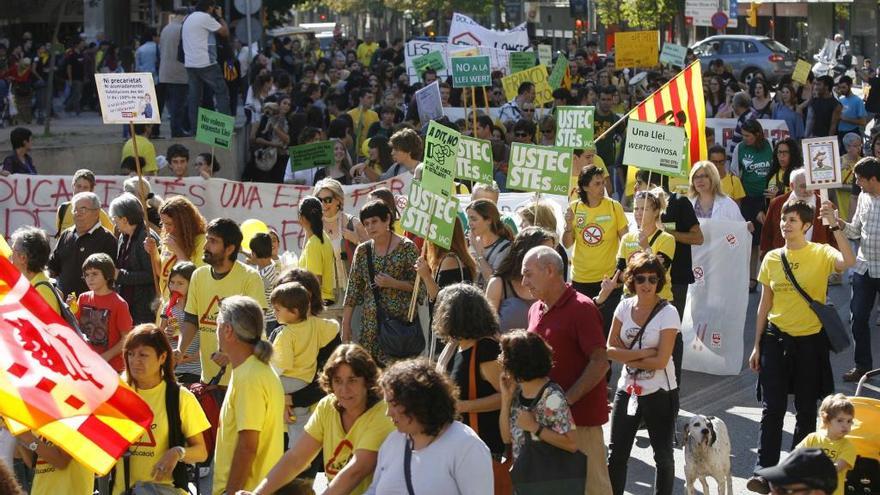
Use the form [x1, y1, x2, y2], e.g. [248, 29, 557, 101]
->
[522, 245, 612, 495]
[729, 91, 757, 155]
[760, 168, 839, 258]
[48, 191, 117, 297]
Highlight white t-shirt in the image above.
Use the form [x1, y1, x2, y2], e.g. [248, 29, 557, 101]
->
[181, 11, 221, 68]
[366, 421, 493, 495]
[614, 298, 681, 396]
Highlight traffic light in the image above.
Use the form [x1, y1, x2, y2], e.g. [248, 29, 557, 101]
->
[747, 2, 759, 28]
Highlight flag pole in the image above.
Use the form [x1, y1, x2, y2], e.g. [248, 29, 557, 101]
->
[129, 121, 161, 296]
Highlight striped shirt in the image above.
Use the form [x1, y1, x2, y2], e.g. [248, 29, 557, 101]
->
[843, 191, 880, 275]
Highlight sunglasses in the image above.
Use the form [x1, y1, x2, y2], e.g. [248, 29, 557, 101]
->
[318, 195, 335, 204]
[634, 274, 659, 285]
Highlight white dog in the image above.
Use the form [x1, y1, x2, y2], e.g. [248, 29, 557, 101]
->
[683, 415, 733, 495]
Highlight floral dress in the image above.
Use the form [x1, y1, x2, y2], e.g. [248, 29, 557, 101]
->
[343, 237, 423, 364]
[509, 380, 575, 460]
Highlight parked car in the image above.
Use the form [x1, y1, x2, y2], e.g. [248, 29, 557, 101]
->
[691, 35, 796, 84]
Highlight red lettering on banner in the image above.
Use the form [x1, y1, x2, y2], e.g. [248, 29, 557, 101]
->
[279, 219, 306, 252]
[50, 180, 73, 205]
[94, 178, 122, 207]
[153, 178, 186, 198]
[31, 179, 54, 208]
[271, 184, 309, 208]
[188, 183, 206, 207]
[4, 208, 57, 238]
[220, 182, 264, 209]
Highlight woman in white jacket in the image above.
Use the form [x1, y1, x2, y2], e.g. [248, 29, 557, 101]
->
[688, 160, 746, 222]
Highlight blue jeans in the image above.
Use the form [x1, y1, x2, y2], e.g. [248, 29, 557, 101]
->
[851, 270, 880, 369]
[187, 65, 230, 130]
[164, 83, 190, 136]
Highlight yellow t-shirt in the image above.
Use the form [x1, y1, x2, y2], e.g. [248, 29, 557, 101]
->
[271, 317, 340, 383]
[299, 233, 336, 302]
[348, 107, 379, 157]
[719, 174, 746, 201]
[122, 135, 158, 174]
[797, 431, 856, 495]
[112, 381, 210, 495]
[184, 261, 267, 385]
[57, 204, 115, 236]
[304, 396, 395, 495]
[758, 243, 839, 336]
[30, 271, 61, 315]
[617, 230, 676, 301]
[31, 450, 94, 495]
[569, 198, 628, 283]
[213, 355, 285, 495]
[159, 234, 207, 302]
[356, 42, 378, 67]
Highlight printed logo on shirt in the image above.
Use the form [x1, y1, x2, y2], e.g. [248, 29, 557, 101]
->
[132, 423, 158, 450]
[622, 325, 657, 380]
[325, 439, 354, 476]
[80, 305, 110, 347]
[581, 223, 604, 246]
[595, 215, 612, 223]
[199, 295, 223, 327]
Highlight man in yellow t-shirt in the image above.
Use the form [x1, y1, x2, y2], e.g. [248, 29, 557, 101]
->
[356, 36, 379, 67]
[348, 90, 378, 160]
[299, 232, 337, 302]
[112, 381, 210, 495]
[710, 145, 745, 201]
[121, 124, 158, 174]
[213, 295, 285, 495]
[15, 431, 94, 495]
[179, 219, 267, 386]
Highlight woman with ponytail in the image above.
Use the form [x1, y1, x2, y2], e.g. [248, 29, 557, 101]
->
[298, 196, 337, 304]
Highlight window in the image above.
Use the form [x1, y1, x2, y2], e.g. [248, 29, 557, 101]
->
[745, 42, 759, 54]
[720, 41, 744, 55]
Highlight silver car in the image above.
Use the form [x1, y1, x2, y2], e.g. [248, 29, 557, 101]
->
[691, 35, 797, 84]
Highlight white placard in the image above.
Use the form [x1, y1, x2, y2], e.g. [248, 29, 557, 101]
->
[415, 82, 445, 125]
[448, 12, 530, 51]
[802, 137, 843, 189]
[405, 40, 511, 84]
[94, 72, 161, 124]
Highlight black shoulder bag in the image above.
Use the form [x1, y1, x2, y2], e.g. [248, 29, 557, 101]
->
[365, 241, 425, 359]
[780, 253, 850, 353]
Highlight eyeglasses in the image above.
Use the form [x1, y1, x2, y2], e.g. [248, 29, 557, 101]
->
[318, 195, 335, 204]
[634, 274, 659, 285]
[776, 149, 790, 155]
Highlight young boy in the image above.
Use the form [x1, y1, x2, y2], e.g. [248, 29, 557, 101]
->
[250, 232, 279, 335]
[797, 393, 857, 495]
[73, 253, 133, 372]
[159, 261, 201, 385]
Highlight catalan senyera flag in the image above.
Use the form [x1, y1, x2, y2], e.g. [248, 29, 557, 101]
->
[628, 60, 707, 165]
[0, 256, 152, 475]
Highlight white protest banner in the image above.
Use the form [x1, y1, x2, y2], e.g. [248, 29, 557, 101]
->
[415, 82, 445, 124]
[706, 118, 790, 156]
[94, 72, 161, 124]
[405, 40, 510, 84]
[448, 12, 530, 51]
[622, 120, 687, 176]
[682, 219, 751, 375]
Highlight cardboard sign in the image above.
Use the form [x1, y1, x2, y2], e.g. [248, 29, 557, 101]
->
[195, 107, 235, 149]
[289, 141, 335, 171]
[412, 51, 446, 75]
[555, 106, 595, 148]
[507, 143, 572, 195]
[94, 72, 161, 124]
[502, 65, 552, 106]
[509, 51, 536, 74]
[659, 43, 688, 67]
[456, 136, 494, 184]
[549, 54, 569, 90]
[415, 81, 445, 124]
[451, 56, 492, 88]
[622, 120, 687, 176]
[802, 137, 842, 189]
[400, 180, 460, 249]
[792, 59, 812, 85]
[615, 30, 660, 69]
[404, 40, 510, 84]
[421, 121, 460, 194]
[449, 12, 530, 51]
[537, 44, 553, 67]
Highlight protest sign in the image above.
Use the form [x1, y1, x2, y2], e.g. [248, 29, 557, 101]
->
[706, 118, 790, 153]
[614, 30, 659, 68]
[195, 107, 235, 149]
[289, 141, 335, 171]
[501, 65, 552, 106]
[659, 43, 687, 67]
[451, 56, 492, 88]
[802, 137, 842, 189]
[509, 51, 536, 74]
[548, 54, 568, 90]
[555, 106, 595, 148]
[507, 143, 572, 195]
[449, 12, 530, 51]
[400, 180, 460, 249]
[623, 120, 687, 176]
[422, 121, 460, 194]
[94, 72, 161, 124]
[412, 51, 446, 75]
[537, 44, 553, 67]
[415, 81, 445, 123]
[792, 59, 812, 85]
[456, 136, 494, 184]
[451, 47, 480, 57]
[405, 40, 510, 84]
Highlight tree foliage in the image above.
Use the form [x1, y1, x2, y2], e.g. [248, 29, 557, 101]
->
[596, 0, 678, 29]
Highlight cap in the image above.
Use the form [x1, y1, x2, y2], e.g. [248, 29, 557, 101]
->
[755, 448, 837, 493]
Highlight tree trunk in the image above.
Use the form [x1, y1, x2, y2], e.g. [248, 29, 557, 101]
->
[43, 0, 69, 137]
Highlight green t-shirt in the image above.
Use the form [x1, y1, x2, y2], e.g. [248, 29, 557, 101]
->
[738, 141, 773, 196]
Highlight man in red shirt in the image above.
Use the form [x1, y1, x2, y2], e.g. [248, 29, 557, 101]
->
[523, 245, 612, 495]
[760, 169, 838, 260]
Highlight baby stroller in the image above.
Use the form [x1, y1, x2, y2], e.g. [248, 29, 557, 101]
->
[845, 370, 880, 494]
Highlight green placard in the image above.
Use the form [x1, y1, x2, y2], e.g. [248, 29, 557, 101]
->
[507, 143, 572, 195]
[400, 180, 460, 249]
[451, 56, 491, 88]
[621, 120, 687, 176]
[413, 51, 446, 75]
[289, 140, 335, 171]
[537, 44, 552, 67]
[549, 54, 568, 90]
[509, 51, 536, 75]
[555, 106, 595, 148]
[659, 43, 688, 68]
[456, 136, 494, 184]
[195, 107, 235, 149]
[421, 121, 460, 194]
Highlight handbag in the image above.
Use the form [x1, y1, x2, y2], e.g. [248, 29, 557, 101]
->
[509, 381, 587, 494]
[780, 253, 850, 353]
[253, 146, 278, 172]
[365, 241, 425, 359]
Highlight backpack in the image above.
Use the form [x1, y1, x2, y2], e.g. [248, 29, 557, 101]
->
[34, 280, 84, 339]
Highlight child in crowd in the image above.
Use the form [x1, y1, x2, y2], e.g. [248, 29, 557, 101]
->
[250, 232, 280, 335]
[269, 282, 339, 445]
[158, 261, 201, 385]
[72, 253, 133, 372]
[796, 394, 857, 495]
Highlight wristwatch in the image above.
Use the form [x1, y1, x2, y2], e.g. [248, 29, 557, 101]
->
[829, 225, 841, 232]
[26, 440, 38, 452]
[174, 445, 186, 460]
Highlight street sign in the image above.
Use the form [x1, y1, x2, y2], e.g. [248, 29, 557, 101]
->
[711, 11, 729, 30]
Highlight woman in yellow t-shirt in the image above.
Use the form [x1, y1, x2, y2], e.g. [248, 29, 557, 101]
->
[249, 344, 394, 495]
[14, 431, 94, 495]
[113, 324, 210, 495]
[298, 196, 338, 304]
[616, 189, 676, 301]
[745, 199, 854, 486]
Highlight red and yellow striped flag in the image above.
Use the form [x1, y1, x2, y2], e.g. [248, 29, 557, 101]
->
[628, 60, 707, 164]
[0, 256, 152, 475]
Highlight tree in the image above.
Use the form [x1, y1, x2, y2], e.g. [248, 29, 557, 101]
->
[596, 0, 678, 30]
